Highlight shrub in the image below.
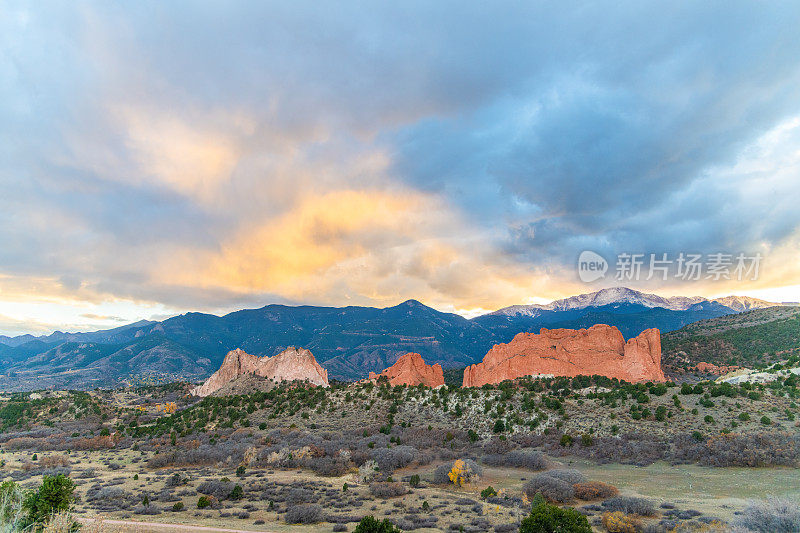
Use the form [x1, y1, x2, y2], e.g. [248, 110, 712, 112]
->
[310, 456, 350, 477]
[601, 496, 656, 516]
[229, 484, 243, 500]
[1, 480, 24, 528]
[197, 496, 211, 509]
[371, 446, 417, 473]
[369, 482, 407, 499]
[519, 499, 591, 533]
[559, 434, 574, 447]
[760, 416, 772, 426]
[172, 502, 185, 511]
[447, 459, 482, 486]
[481, 486, 497, 500]
[482, 450, 547, 470]
[544, 469, 586, 484]
[287, 487, 314, 504]
[572, 481, 618, 500]
[354, 515, 401, 533]
[197, 480, 235, 500]
[22, 474, 75, 526]
[285, 503, 324, 524]
[735, 497, 800, 532]
[522, 474, 574, 503]
[433, 463, 451, 484]
[165, 473, 186, 487]
[601, 511, 642, 533]
[38, 455, 70, 468]
[409, 474, 420, 487]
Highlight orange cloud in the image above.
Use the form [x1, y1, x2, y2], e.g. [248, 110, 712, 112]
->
[157, 187, 550, 311]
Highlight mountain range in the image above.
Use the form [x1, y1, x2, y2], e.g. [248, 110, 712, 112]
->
[0, 287, 785, 390]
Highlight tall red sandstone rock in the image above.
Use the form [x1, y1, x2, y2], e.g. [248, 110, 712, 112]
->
[191, 347, 329, 397]
[368, 352, 444, 387]
[462, 325, 664, 387]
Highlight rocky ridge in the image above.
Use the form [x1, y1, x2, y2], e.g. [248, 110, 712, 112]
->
[463, 325, 664, 387]
[190, 347, 328, 397]
[368, 352, 444, 387]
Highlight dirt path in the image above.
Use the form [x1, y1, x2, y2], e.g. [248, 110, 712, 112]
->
[77, 517, 276, 533]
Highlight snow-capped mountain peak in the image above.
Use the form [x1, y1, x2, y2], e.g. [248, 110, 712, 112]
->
[489, 287, 778, 317]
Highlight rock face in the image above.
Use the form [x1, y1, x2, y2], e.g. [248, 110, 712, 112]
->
[190, 347, 328, 397]
[368, 352, 444, 387]
[462, 325, 664, 387]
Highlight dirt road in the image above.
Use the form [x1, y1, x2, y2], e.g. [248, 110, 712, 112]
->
[77, 517, 276, 533]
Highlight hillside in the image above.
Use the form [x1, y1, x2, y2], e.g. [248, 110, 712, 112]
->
[0, 300, 499, 389]
[0, 288, 787, 390]
[662, 306, 800, 367]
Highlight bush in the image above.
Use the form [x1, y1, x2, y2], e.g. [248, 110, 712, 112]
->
[197, 480, 235, 500]
[229, 484, 243, 500]
[519, 499, 591, 533]
[172, 502, 185, 512]
[447, 459, 483, 486]
[482, 450, 547, 470]
[1, 480, 24, 528]
[433, 463, 451, 484]
[22, 474, 75, 526]
[735, 497, 800, 532]
[285, 503, 324, 524]
[369, 482, 407, 499]
[601, 496, 656, 516]
[287, 487, 314, 505]
[572, 481, 618, 500]
[522, 474, 574, 503]
[310, 456, 350, 477]
[601, 511, 642, 533]
[354, 515, 401, 533]
[197, 496, 211, 509]
[481, 486, 497, 500]
[165, 473, 186, 487]
[544, 469, 586, 484]
[371, 446, 417, 473]
[433, 459, 482, 485]
[409, 474, 420, 487]
[760, 416, 772, 426]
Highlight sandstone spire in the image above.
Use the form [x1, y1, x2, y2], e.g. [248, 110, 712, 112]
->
[191, 347, 329, 397]
[368, 352, 444, 387]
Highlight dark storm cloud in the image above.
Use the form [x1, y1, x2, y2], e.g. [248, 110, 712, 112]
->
[388, 1, 800, 264]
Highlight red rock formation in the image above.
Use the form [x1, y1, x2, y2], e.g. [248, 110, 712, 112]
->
[191, 347, 328, 397]
[368, 352, 444, 387]
[462, 325, 664, 387]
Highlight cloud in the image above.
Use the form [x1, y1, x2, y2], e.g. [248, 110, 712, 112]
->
[1, 2, 800, 333]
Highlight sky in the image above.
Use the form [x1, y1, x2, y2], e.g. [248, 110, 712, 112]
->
[2, 1, 800, 335]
